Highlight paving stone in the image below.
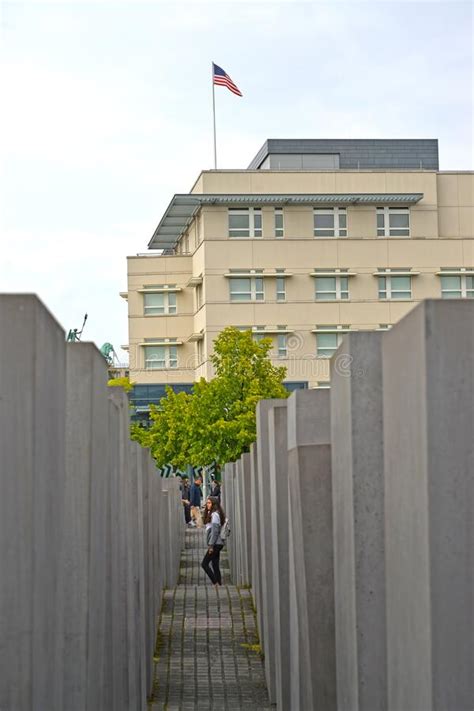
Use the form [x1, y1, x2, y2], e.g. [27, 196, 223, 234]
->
[149, 528, 273, 710]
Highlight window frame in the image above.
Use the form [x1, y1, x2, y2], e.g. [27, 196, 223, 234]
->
[378, 272, 412, 300]
[229, 272, 265, 302]
[144, 343, 178, 370]
[228, 207, 262, 238]
[316, 331, 344, 358]
[276, 275, 286, 301]
[377, 206, 410, 237]
[143, 291, 177, 316]
[274, 207, 284, 238]
[314, 273, 349, 301]
[313, 207, 347, 238]
[277, 332, 288, 358]
[440, 271, 474, 299]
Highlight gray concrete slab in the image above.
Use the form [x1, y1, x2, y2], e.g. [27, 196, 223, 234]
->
[267, 401, 290, 711]
[256, 398, 286, 704]
[330, 332, 387, 711]
[383, 300, 474, 711]
[240, 452, 252, 586]
[287, 389, 336, 711]
[0, 295, 66, 711]
[250, 442, 264, 643]
[61, 343, 109, 711]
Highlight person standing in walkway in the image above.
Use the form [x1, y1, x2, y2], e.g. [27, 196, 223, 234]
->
[201, 496, 225, 588]
[180, 476, 192, 525]
[189, 475, 203, 527]
[210, 475, 221, 502]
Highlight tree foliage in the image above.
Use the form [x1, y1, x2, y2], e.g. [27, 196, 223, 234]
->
[108, 376, 133, 392]
[131, 328, 288, 467]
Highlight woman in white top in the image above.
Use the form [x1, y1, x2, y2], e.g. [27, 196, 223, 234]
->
[201, 496, 225, 588]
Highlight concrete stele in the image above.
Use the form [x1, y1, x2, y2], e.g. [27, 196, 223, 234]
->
[250, 442, 264, 642]
[383, 300, 474, 711]
[256, 398, 287, 705]
[287, 388, 337, 711]
[0, 295, 66, 711]
[330, 332, 386, 711]
[267, 401, 290, 711]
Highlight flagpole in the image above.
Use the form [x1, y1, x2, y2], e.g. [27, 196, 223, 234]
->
[211, 62, 217, 169]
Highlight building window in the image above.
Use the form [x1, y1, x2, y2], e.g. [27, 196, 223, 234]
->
[275, 208, 284, 238]
[144, 344, 178, 370]
[440, 270, 474, 299]
[195, 283, 203, 309]
[316, 329, 344, 358]
[252, 326, 267, 343]
[314, 271, 349, 301]
[276, 272, 286, 301]
[196, 339, 203, 364]
[143, 291, 177, 315]
[314, 207, 347, 238]
[228, 207, 262, 238]
[378, 271, 412, 300]
[277, 332, 288, 357]
[377, 207, 410, 237]
[229, 271, 264, 302]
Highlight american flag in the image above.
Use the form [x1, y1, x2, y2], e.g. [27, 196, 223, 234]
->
[212, 63, 243, 97]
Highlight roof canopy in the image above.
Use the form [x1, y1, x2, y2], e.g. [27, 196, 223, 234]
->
[148, 192, 424, 249]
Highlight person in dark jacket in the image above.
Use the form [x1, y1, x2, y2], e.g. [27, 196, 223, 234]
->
[210, 476, 221, 502]
[181, 477, 191, 525]
[189, 475, 203, 527]
[201, 497, 226, 588]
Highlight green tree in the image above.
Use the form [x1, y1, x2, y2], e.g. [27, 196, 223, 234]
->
[108, 376, 133, 392]
[132, 328, 288, 467]
[131, 388, 193, 468]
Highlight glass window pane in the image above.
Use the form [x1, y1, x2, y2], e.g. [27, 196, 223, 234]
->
[314, 214, 334, 229]
[390, 228, 410, 236]
[318, 333, 337, 348]
[442, 291, 461, 299]
[466, 276, 473, 290]
[144, 293, 164, 307]
[168, 292, 176, 306]
[339, 213, 347, 228]
[315, 229, 335, 237]
[255, 278, 264, 292]
[229, 214, 249, 229]
[230, 278, 251, 292]
[316, 277, 336, 291]
[275, 213, 283, 229]
[377, 213, 385, 229]
[390, 213, 409, 228]
[230, 230, 251, 237]
[254, 213, 262, 229]
[231, 293, 251, 302]
[391, 276, 411, 290]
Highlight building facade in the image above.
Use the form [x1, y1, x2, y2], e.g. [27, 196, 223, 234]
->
[123, 139, 474, 419]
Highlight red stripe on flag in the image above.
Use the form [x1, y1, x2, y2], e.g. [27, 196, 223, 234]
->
[213, 76, 243, 97]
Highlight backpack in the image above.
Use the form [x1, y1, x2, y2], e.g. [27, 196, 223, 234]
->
[221, 518, 231, 542]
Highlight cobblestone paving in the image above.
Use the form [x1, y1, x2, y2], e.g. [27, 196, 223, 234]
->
[149, 528, 273, 711]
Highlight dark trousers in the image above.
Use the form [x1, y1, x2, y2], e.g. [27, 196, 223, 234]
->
[201, 544, 224, 585]
[183, 503, 191, 524]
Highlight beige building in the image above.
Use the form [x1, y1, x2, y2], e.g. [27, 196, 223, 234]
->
[123, 139, 473, 420]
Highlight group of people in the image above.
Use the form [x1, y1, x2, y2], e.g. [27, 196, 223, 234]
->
[179, 474, 226, 588]
[180, 474, 221, 527]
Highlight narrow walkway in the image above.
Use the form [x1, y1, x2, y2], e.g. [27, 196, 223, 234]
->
[149, 528, 272, 710]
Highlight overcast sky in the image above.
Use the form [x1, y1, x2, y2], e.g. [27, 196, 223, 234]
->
[1, 0, 472, 360]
